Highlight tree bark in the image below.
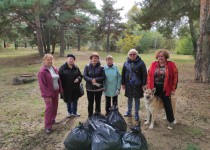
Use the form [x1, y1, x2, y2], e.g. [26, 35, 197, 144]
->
[46, 29, 51, 53]
[77, 32, 81, 51]
[106, 32, 110, 53]
[189, 17, 197, 58]
[195, 0, 210, 83]
[35, 14, 44, 56]
[14, 40, 18, 50]
[4, 40, 6, 48]
[60, 25, 65, 57]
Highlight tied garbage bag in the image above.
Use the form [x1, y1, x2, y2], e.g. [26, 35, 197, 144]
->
[64, 122, 92, 150]
[107, 105, 127, 135]
[121, 125, 148, 150]
[89, 119, 121, 150]
[90, 112, 107, 123]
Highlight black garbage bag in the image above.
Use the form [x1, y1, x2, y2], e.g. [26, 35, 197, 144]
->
[89, 119, 121, 150]
[64, 122, 92, 150]
[121, 125, 148, 150]
[107, 105, 127, 135]
[90, 112, 107, 123]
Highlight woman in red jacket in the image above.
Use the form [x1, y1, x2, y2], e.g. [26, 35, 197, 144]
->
[38, 54, 63, 134]
[147, 49, 178, 129]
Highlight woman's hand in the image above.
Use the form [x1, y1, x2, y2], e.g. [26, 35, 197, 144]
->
[122, 85, 125, 90]
[92, 79, 96, 84]
[171, 91, 175, 96]
[74, 78, 79, 83]
[45, 97, 52, 103]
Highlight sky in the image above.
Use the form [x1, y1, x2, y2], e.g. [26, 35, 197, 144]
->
[92, 0, 139, 22]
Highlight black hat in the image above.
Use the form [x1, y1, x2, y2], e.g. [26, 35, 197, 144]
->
[67, 54, 75, 60]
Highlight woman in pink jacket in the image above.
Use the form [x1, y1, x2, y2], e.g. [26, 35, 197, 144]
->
[38, 54, 63, 134]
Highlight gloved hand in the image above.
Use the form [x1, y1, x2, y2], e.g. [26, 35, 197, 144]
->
[93, 83, 101, 87]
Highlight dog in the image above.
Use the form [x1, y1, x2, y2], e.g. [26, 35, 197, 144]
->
[143, 88, 176, 129]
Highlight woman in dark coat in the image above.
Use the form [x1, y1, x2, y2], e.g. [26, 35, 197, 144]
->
[122, 49, 147, 121]
[59, 54, 82, 117]
[83, 52, 106, 118]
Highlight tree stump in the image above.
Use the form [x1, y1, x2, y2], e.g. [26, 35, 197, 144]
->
[12, 74, 36, 85]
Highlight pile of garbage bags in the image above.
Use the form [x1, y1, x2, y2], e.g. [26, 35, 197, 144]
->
[64, 106, 148, 150]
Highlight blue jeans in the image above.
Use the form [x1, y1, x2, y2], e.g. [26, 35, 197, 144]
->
[67, 101, 78, 114]
[127, 97, 140, 113]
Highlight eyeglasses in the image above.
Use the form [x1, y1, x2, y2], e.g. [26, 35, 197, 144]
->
[129, 53, 136, 56]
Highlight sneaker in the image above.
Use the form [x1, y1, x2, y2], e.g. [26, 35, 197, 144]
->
[124, 111, 132, 117]
[173, 119, 177, 124]
[45, 129, 51, 134]
[134, 112, 139, 121]
[67, 113, 72, 117]
[72, 113, 80, 117]
[167, 123, 174, 130]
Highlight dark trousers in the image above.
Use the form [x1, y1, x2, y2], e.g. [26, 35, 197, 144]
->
[67, 100, 78, 114]
[105, 96, 118, 114]
[155, 83, 175, 123]
[87, 90, 103, 118]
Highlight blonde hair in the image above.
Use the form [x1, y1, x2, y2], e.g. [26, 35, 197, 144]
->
[106, 55, 113, 60]
[42, 54, 54, 65]
[155, 49, 170, 60]
[90, 52, 99, 59]
[127, 49, 138, 57]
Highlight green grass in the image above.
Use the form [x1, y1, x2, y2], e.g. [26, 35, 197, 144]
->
[0, 47, 38, 58]
[184, 143, 200, 150]
[182, 126, 204, 137]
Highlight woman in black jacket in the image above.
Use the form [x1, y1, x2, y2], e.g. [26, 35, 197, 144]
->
[122, 49, 147, 121]
[59, 54, 82, 117]
[83, 52, 105, 118]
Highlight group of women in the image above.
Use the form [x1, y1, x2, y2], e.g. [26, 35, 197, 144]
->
[38, 49, 178, 134]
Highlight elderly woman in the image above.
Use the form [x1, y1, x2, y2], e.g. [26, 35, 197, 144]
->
[104, 55, 121, 115]
[147, 49, 178, 129]
[38, 54, 63, 134]
[83, 52, 106, 118]
[59, 54, 83, 117]
[122, 49, 147, 121]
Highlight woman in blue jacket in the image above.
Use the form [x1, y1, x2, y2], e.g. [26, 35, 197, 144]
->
[104, 55, 121, 115]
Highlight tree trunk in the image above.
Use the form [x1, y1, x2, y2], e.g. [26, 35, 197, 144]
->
[189, 17, 197, 58]
[4, 40, 6, 48]
[51, 42, 56, 54]
[95, 41, 98, 51]
[43, 36, 47, 53]
[60, 25, 65, 57]
[195, 0, 210, 83]
[46, 29, 51, 53]
[14, 40, 18, 50]
[106, 32, 110, 53]
[25, 42, 27, 48]
[77, 32, 81, 51]
[35, 14, 44, 56]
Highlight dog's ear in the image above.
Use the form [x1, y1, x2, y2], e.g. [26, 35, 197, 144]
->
[152, 88, 156, 93]
[142, 85, 147, 91]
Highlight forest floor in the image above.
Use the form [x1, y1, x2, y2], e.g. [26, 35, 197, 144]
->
[0, 48, 210, 150]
